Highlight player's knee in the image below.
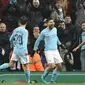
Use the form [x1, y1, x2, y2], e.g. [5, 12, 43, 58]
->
[48, 64, 56, 70]
[57, 67, 62, 71]
[52, 64, 56, 69]
[9, 63, 14, 68]
[55, 64, 62, 71]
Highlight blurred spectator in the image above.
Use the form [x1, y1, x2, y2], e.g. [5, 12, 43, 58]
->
[57, 20, 67, 71]
[75, 0, 85, 32]
[64, 52, 74, 71]
[1, 0, 22, 32]
[81, 0, 85, 4]
[50, 0, 65, 22]
[61, 0, 67, 14]
[73, 21, 85, 71]
[57, 16, 75, 71]
[0, 23, 11, 65]
[17, 0, 28, 16]
[65, 15, 80, 71]
[25, 0, 51, 36]
[66, 0, 77, 24]
[65, 15, 75, 51]
[57, 20, 66, 44]
[28, 25, 46, 69]
[0, 0, 9, 17]
[58, 16, 75, 50]
[71, 28, 81, 71]
[29, 25, 45, 56]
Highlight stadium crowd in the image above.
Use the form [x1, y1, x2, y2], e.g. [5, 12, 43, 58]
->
[0, 0, 85, 72]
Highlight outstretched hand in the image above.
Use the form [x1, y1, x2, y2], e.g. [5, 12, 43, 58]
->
[60, 44, 66, 49]
[73, 46, 79, 52]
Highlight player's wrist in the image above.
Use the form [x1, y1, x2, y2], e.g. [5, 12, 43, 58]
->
[60, 44, 66, 49]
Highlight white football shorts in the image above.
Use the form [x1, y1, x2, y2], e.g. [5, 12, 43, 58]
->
[11, 53, 29, 64]
[45, 50, 63, 64]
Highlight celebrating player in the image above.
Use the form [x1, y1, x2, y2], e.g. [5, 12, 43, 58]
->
[0, 16, 30, 83]
[32, 18, 67, 83]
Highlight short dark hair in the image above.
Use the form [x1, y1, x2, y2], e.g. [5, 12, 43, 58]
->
[81, 21, 85, 25]
[65, 15, 71, 18]
[19, 16, 28, 25]
[46, 17, 54, 23]
[60, 20, 65, 23]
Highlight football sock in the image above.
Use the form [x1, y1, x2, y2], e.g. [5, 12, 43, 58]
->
[50, 69, 60, 82]
[0, 63, 9, 70]
[24, 69, 30, 83]
[43, 68, 50, 78]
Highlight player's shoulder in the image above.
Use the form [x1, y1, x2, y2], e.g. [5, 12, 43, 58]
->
[14, 27, 21, 31]
[41, 27, 48, 33]
[53, 27, 57, 32]
[18, 27, 27, 32]
[22, 28, 28, 34]
[12, 27, 18, 33]
[13, 27, 27, 34]
[53, 27, 57, 30]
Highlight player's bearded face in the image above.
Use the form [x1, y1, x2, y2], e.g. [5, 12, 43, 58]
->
[48, 20, 55, 29]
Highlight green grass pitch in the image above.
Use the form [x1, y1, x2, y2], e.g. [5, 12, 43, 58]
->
[0, 83, 84, 85]
[0, 71, 85, 84]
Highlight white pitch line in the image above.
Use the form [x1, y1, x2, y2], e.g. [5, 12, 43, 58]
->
[0, 73, 85, 76]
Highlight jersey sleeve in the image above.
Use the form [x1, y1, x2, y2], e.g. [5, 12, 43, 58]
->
[33, 31, 44, 51]
[57, 36, 61, 45]
[23, 30, 28, 49]
[9, 31, 15, 47]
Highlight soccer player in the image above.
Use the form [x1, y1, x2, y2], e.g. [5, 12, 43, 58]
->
[32, 18, 66, 83]
[0, 16, 30, 83]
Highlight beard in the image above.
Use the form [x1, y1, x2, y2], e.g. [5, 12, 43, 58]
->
[48, 25, 54, 30]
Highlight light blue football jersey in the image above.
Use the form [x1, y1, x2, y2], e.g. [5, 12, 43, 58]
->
[10, 27, 28, 55]
[81, 32, 85, 50]
[33, 27, 61, 51]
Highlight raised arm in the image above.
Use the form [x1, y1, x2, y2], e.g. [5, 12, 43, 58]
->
[76, 0, 82, 10]
[33, 31, 44, 51]
[73, 40, 85, 52]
